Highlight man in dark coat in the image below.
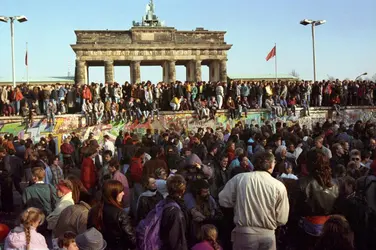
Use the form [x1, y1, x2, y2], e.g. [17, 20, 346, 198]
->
[160, 175, 189, 250]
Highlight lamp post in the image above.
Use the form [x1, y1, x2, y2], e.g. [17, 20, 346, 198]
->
[300, 19, 326, 82]
[355, 72, 367, 80]
[0, 15, 28, 88]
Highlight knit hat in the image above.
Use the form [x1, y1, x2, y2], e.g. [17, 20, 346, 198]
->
[75, 228, 107, 250]
[56, 180, 72, 196]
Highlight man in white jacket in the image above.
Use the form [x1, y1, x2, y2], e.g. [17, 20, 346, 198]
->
[219, 151, 289, 250]
[47, 180, 74, 230]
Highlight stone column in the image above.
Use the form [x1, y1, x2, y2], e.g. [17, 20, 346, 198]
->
[104, 60, 114, 83]
[86, 65, 89, 85]
[186, 61, 195, 82]
[162, 61, 169, 83]
[168, 60, 176, 83]
[130, 61, 141, 84]
[209, 60, 220, 82]
[195, 60, 202, 82]
[75, 59, 86, 85]
[220, 59, 227, 82]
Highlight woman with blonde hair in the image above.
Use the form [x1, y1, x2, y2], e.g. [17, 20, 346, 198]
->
[192, 224, 222, 250]
[5, 207, 48, 250]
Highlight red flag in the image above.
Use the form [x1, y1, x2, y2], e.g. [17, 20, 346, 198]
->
[25, 50, 28, 66]
[266, 46, 276, 61]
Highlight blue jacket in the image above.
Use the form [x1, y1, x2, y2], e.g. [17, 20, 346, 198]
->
[58, 87, 67, 98]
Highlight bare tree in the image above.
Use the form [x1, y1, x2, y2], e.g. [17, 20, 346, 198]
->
[290, 69, 300, 78]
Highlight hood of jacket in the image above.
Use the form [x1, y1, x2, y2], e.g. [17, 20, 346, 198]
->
[6, 226, 34, 248]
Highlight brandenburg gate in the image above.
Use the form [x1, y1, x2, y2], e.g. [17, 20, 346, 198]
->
[71, 0, 232, 84]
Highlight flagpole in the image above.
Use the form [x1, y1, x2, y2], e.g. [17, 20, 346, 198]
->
[275, 43, 278, 83]
[26, 42, 29, 85]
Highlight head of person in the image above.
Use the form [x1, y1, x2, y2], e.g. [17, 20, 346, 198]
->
[56, 180, 73, 198]
[228, 142, 235, 152]
[350, 150, 361, 166]
[333, 164, 346, 179]
[219, 155, 229, 169]
[197, 224, 220, 250]
[108, 159, 120, 174]
[308, 151, 333, 188]
[274, 136, 282, 147]
[31, 167, 46, 183]
[193, 134, 202, 145]
[253, 152, 276, 174]
[102, 180, 124, 206]
[20, 208, 45, 249]
[338, 176, 356, 198]
[103, 135, 110, 142]
[276, 145, 287, 158]
[166, 174, 186, 199]
[66, 175, 89, 204]
[92, 180, 124, 230]
[142, 177, 157, 192]
[286, 141, 295, 153]
[192, 179, 210, 201]
[85, 147, 98, 159]
[332, 143, 344, 157]
[340, 141, 350, 154]
[315, 215, 354, 250]
[315, 136, 324, 149]
[284, 162, 293, 175]
[58, 231, 78, 250]
[238, 154, 249, 169]
[48, 155, 59, 166]
[155, 168, 167, 180]
[103, 150, 112, 163]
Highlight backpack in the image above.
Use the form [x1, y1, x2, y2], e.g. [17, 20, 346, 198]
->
[136, 199, 180, 250]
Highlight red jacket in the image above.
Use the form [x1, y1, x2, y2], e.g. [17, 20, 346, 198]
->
[82, 88, 92, 101]
[81, 157, 97, 190]
[60, 143, 74, 155]
[130, 157, 143, 183]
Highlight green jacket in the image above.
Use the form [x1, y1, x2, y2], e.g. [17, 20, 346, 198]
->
[22, 183, 58, 215]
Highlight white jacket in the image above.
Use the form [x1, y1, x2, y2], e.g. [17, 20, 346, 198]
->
[47, 192, 74, 230]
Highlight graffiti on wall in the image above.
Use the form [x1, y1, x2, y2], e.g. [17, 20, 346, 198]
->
[1, 108, 376, 150]
[331, 109, 376, 125]
[0, 112, 270, 144]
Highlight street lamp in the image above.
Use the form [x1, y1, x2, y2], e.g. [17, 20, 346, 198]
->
[300, 19, 326, 82]
[355, 72, 367, 80]
[0, 15, 28, 88]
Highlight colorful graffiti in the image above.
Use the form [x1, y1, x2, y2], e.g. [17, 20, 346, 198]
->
[0, 111, 270, 143]
[1, 107, 375, 150]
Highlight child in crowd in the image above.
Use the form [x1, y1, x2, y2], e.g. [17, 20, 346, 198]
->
[5, 207, 48, 250]
[279, 162, 298, 180]
[55, 231, 78, 250]
[192, 224, 222, 250]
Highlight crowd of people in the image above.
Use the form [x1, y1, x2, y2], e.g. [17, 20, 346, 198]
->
[0, 78, 375, 125]
[1, 116, 376, 250]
